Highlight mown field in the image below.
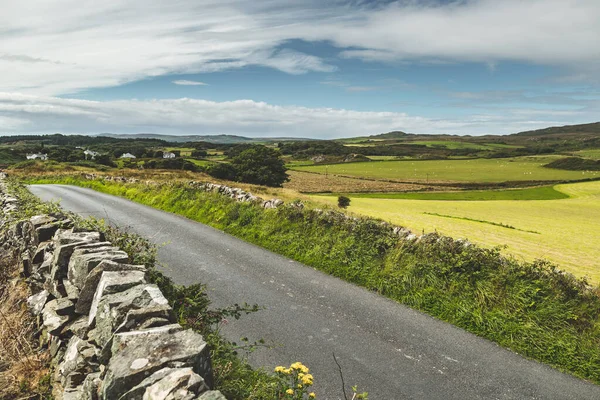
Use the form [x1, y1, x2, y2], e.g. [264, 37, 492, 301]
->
[328, 185, 568, 200]
[294, 156, 600, 183]
[310, 181, 600, 282]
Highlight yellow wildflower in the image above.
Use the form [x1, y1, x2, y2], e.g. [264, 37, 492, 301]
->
[291, 362, 304, 370]
[274, 366, 285, 373]
[301, 374, 314, 386]
[309, 393, 316, 399]
[298, 384, 303, 389]
[286, 389, 294, 395]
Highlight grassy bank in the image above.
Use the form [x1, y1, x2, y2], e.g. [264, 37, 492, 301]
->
[25, 175, 600, 385]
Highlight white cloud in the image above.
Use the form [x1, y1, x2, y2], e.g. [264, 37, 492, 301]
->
[0, 92, 595, 137]
[0, 0, 599, 96]
[172, 80, 209, 86]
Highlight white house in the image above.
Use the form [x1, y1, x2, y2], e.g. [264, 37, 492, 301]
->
[163, 152, 176, 159]
[119, 153, 136, 159]
[84, 150, 100, 159]
[26, 153, 48, 161]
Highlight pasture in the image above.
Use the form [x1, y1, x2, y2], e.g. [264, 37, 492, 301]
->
[327, 185, 568, 200]
[575, 149, 600, 159]
[309, 181, 600, 282]
[294, 156, 600, 183]
[409, 140, 521, 150]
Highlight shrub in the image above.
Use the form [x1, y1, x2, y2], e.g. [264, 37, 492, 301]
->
[337, 196, 351, 209]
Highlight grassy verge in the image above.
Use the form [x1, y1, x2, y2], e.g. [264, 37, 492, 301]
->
[324, 185, 569, 201]
[24, 175, 600, 385]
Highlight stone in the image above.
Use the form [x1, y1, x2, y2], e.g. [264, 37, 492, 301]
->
[54, 230, 101, 246]
[114, 305, 175, 337]
[75, 260, 146, 315]
[59, 336, 100, 389]
[68, 249, 129, 289]
[102, 328, 212, 399]
[196, 391, 227, 400]
[63, 316, 89, 338]
[21, 252, 32, 276]
[49, 335, 63, 358]
[36, 222, 61, 242]
[119, 367, 207, 400]
[30, 215, 57, 228]
[64, 279, 81, 301]
[52, 298, 75, 316]
[51, 241, 102, 282]
[91, 282, 167, 348]
[32, 241, 51, 264]
[88, 272, 148, 326]
[42, 299, 74, 334]
[80, 372, 102, 400]
[27, 289, 50, 315]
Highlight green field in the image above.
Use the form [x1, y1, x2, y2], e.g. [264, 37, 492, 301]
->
[324, 185, 568, 201]
[574, 149, 600, 159]
[165, 147, 194, 156]
[366, 155, 399, 161]
[294, 156, 600, 182]
[310, 181, 600, 282]
[410, 140, 521, 150]
[185, 158, 213, 167]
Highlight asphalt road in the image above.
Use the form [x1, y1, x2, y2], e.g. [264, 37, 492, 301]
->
[30, 184, 600, 400]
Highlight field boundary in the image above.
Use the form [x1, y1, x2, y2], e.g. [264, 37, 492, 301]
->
[423, 212, 541, 234]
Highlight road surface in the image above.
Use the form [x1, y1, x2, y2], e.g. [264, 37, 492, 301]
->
[30, 184, 600, 400]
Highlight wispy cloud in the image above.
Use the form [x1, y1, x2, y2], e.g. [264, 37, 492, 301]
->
[172, 80, 208, 86]
[1, 0, 599, 96]
[0, 92, 595, 137]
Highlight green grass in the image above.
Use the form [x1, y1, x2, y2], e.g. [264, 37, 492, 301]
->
[410, 140, 521, 150]
[574, 149, 600, 160]
[24, 175, 600, 385]
[185, 158, 214, 167]
[294, 156, 600, 183]
[285, 160, 315, 167]
[310, 181, 600, 282]
[325, 186, 569, 201]
[165, 147, 195, 156]
[366, 156, 400, 161]
[423, 212, 540, 234]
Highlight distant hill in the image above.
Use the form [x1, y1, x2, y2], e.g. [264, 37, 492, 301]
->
[97, 133, 319, 144]
[369, 131, 409, 139]
[512, 122, 600, 137]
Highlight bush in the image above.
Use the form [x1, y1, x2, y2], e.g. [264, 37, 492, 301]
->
[207, 163, 238, 181]
[337, 196, 351, 209]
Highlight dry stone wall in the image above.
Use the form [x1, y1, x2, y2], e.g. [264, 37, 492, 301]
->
[0, 176, 225, 400]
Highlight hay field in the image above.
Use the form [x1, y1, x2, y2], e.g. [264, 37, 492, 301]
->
[310, 181, 600, 282]
[294, 156, 600, 183]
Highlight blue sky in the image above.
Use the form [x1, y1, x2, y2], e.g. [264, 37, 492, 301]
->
[1, 0, 599, 138]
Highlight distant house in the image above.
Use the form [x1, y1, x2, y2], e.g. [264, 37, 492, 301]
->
[119, 153, 136, 159]
[84, 150, 100, 159]
[163, 152, 176, 159]
[26, 153, 48, 161]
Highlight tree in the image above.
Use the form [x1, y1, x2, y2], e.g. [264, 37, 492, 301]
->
[337, 196, 351, 209]
[230, 145, 289, 187]
[191, 149, 207, 158]
[206, 162, 238, 181]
